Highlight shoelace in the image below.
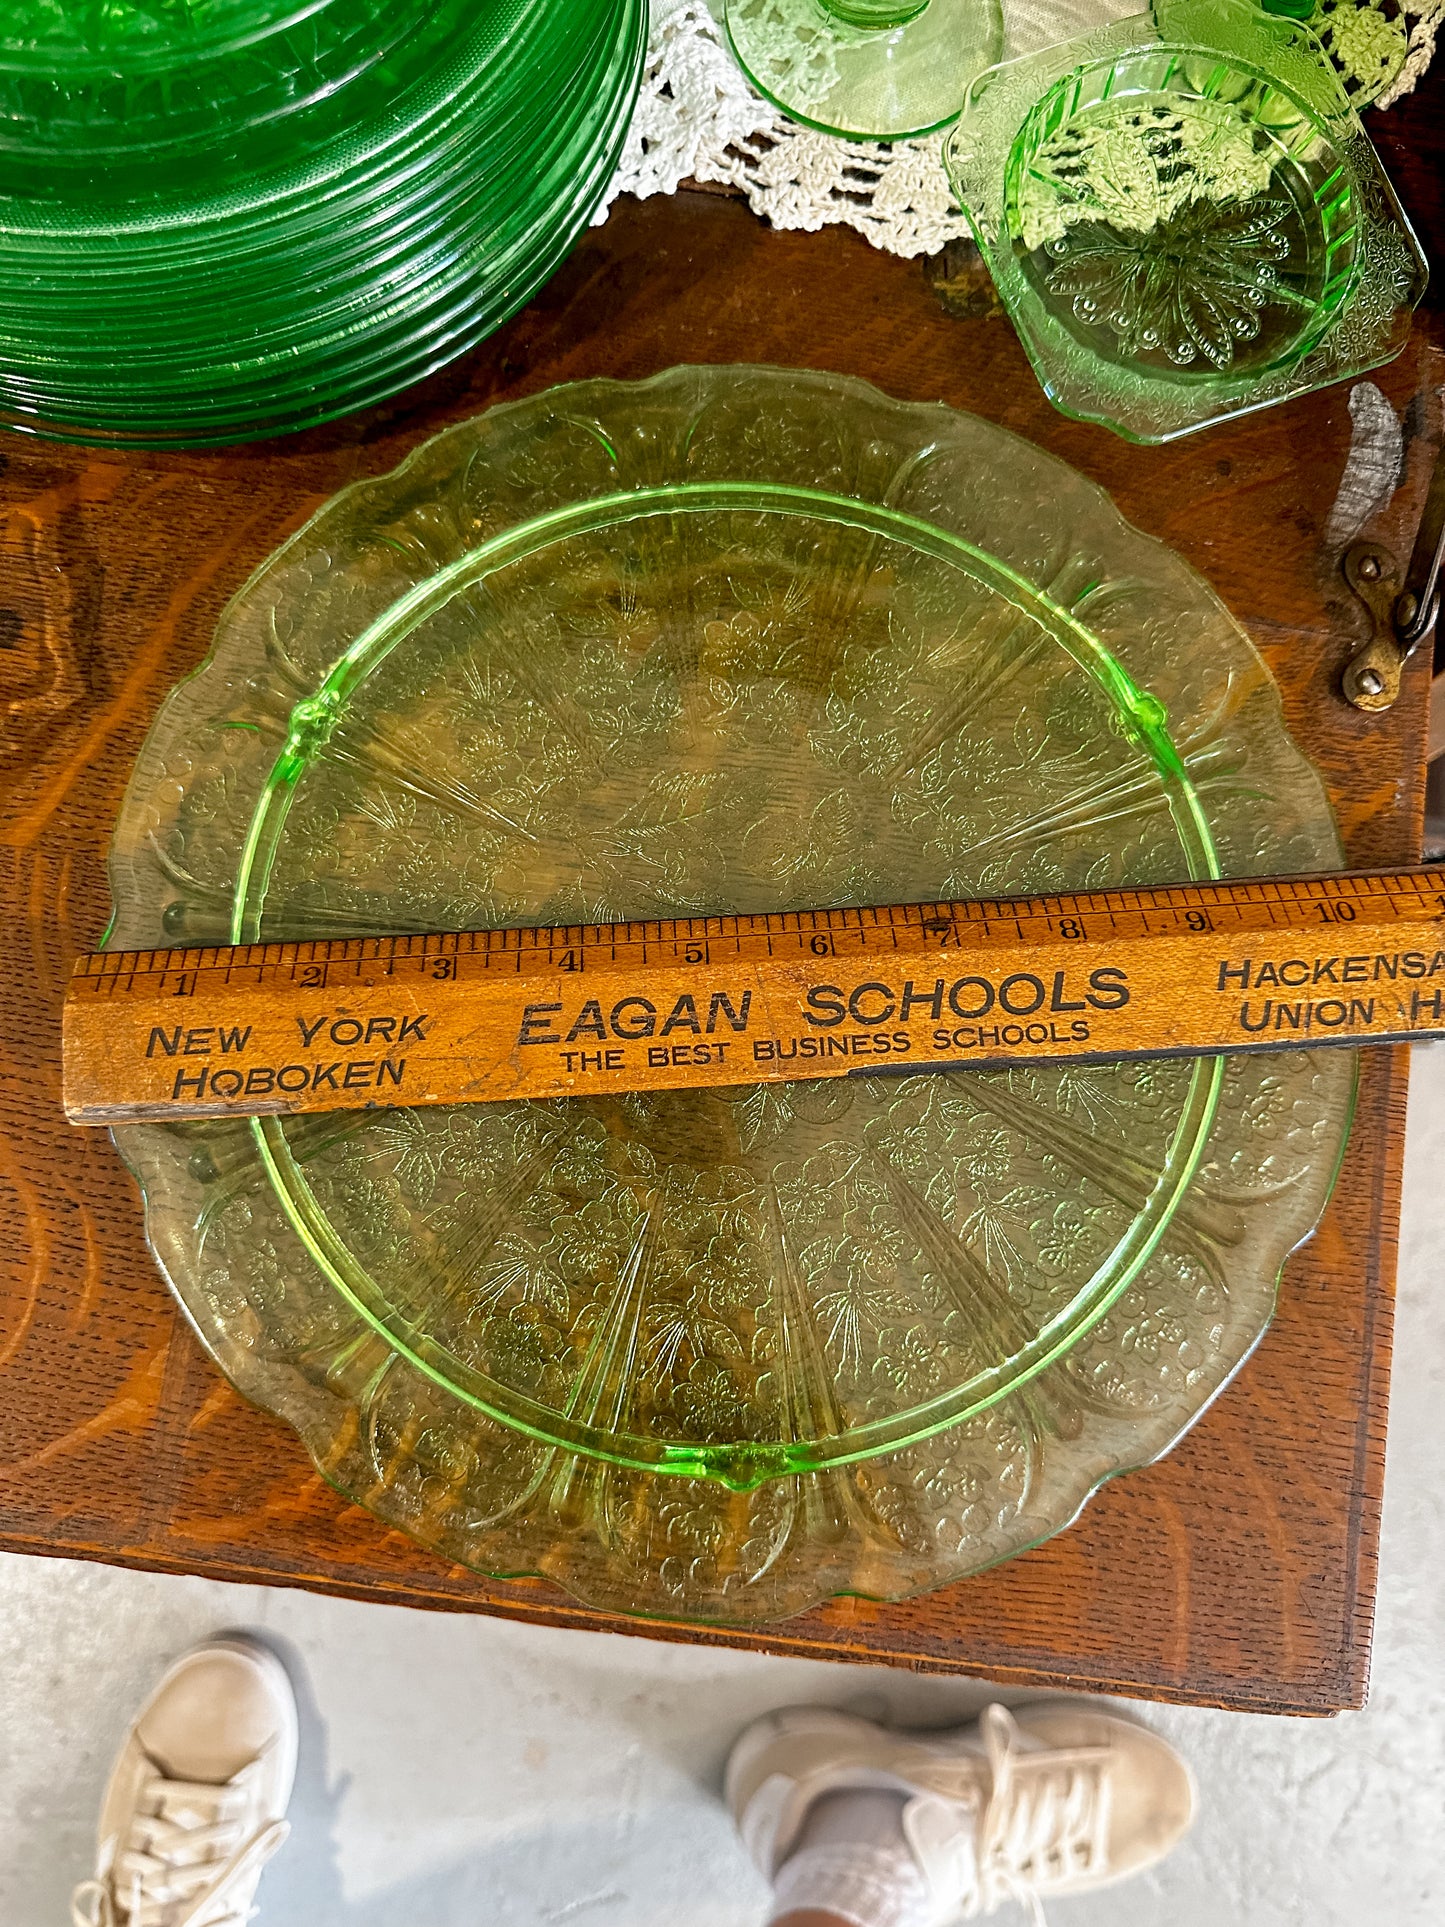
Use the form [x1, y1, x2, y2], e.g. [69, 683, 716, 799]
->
[914, 1705, 1111, 1927]
[70, 1760, 289, 1927]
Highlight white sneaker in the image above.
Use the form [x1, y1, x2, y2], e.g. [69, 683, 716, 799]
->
[71, 1637, 297, 1927]
[727, 1700, 1195, 1924]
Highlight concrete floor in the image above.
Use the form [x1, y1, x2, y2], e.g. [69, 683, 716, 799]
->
[4, 1053, 1443, 1927]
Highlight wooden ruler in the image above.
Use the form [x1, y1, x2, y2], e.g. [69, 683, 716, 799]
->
[62, 868, 1445, 1125]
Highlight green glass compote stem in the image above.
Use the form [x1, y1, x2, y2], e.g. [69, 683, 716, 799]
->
[724, 0, 1002, 140]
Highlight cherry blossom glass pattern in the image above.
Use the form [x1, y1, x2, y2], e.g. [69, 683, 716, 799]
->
[944, 0, 1426, 443]
[105, 367, 1354, 1623]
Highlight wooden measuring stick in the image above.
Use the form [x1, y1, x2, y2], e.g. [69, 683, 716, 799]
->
[61, 868, 1445, 1126]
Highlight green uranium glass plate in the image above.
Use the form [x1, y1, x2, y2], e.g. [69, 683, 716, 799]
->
[0, 0, 410, 156]
[107, 366, 1355, 1623]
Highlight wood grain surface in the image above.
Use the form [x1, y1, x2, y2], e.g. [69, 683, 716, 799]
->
[2, 74, 1442, 1711]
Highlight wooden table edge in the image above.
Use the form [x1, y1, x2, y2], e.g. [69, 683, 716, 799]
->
[0, 1521, 1371, 1715]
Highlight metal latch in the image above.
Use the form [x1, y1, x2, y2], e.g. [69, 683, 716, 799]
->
[1341, 434, 1445, 712]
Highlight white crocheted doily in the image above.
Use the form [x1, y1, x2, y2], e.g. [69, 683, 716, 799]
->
[598, 0, 1442, 259]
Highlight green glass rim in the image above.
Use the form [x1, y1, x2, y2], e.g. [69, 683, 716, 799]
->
[227, 479, 1226, 1490]
[2, 0, 339, 66]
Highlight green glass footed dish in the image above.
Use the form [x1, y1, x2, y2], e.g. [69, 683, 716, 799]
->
[723, 0, 1003, 142]
[943, 0, 1427, 444]
[107, 367, 1354, 1624]
[0, 0, 645, 446]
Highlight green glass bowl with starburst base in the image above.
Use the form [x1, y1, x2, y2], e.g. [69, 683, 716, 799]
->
[943, 0, 1427, 443]
[104, 367, 1354, 1623]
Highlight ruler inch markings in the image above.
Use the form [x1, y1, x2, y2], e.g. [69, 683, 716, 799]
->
[60, 867, 1445, 1126]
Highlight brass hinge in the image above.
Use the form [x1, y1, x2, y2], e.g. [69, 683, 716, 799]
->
[1341, 434, 1445, 712]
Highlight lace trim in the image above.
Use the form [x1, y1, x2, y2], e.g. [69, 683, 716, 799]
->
[599, 0, 1442, 261]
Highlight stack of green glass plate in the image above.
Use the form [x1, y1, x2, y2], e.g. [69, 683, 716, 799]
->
[0, 0, 645, 446]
